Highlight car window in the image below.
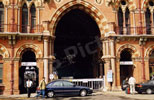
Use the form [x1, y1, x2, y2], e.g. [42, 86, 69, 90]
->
[52, 81, 63, 87]
[63, 81, 74, 87]
[148, 81, 154, 84]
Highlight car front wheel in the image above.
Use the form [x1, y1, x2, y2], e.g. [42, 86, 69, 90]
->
[47, 91, 54, 98]
[146, 89, 152, 94]
[80, 90, 87, 97]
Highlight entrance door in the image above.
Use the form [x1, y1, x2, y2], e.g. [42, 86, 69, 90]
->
[54, 8, 103, 79]
[19, 50, 39, 94]
[149, 50, 154, 79]
[120, 49, 134, 85]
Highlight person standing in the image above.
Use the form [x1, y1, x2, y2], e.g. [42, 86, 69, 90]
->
[128, 76, 136, 94]
[26, 79, 33, 98]
[35, 77, 46, 98]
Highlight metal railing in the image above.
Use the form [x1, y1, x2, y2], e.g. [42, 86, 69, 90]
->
[65, 78, 105, 91]
[115, 26, 154, 35]
[0, 24, 43, 33]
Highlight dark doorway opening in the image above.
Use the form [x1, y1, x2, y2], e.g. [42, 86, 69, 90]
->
[54, 8, 103, 79]
[19, 50, 39, 94]
[120, 49, 134, 85]
[149, 50, 154, 79]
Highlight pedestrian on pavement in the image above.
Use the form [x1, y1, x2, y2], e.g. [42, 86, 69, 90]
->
[26, 79, 33, 98]
[35, 77, 46, 98]
[122, 77, 128, 90]
[128, 76, 136, 94]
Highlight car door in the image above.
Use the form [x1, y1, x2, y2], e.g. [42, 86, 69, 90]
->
[62, 81, 80, 95]
[51, 81, 64, 95]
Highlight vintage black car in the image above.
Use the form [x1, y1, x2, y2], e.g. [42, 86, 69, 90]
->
[135, 80, 154, 94]
[37, 80, 93, 97]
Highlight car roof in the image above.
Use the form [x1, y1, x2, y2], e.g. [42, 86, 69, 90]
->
[48, 80, 71, 84]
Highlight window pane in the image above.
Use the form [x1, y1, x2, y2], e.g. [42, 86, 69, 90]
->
[52, 81, 63, 87]
[0, 68, 2, 78]
[63, 81, 74, 87]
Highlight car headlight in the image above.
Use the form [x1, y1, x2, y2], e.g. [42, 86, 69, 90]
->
[90, 88, 93, 90]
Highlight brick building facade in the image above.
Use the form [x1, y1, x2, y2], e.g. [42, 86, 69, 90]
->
[0, 0, 154, 95]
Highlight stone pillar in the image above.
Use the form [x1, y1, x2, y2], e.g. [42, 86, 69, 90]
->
[37, 8, 40, 32]
[132, 11, 136, 35]
[103, 58, 111, 91]
[43, 37, 49, 83]
[13, 59, 20, 94]
[110, 40, 116, 90]
[3, 60, 12, 95]
[150, 9, 154, 34]
[18, 8, 20, 32]
[116, 58, 121, 89]
[5, 7, 8, 32]
[37, 59, 44, 83]
[27, 7, 30, 33]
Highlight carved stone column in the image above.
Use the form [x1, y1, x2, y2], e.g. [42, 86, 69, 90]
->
[43, 37, 49, 83]
[150, 9, 154, 34]
[110, 40, 116, 90]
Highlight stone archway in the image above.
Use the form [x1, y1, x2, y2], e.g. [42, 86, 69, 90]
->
[117, 44, 138, 58]
[16, 44, 42, 94]
[145, 45, 154, 80]
[116, 44, 138, 88]
[52, 2, 104, 79]
[49, 0, 110, 37]
[16, 44, 42, 59]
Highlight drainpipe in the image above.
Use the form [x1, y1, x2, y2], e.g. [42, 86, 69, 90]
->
[10, 0, 15, 95]
[139, 0, 145, 81]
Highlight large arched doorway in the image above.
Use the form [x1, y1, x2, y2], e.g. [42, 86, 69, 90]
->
[120, 49, 134, 85]
[19, 49, 39, 94]
[149, 50, 154, 79]
[53, 9, 103, 79]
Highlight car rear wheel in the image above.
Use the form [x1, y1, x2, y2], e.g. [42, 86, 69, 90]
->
[146, 89, 152, 94]
[47, 91, 54, 98]
[80, 89, 87, 97]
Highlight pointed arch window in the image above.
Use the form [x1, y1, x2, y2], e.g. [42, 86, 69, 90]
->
[22, 3, 28, 33]
[0, 55, 3, 83]
[118, 6, 130, 35]
[145, 8, 151, 34]
[118, 7, 123, 34]
[30, 4, 36, 33]
[125, 7, 130, 34]
[0, 2, 4, 32]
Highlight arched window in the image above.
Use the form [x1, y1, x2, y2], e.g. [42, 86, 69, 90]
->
[145, 8, 151, 34]
[125, 7, 130, 34]
[0, 2, 4, 32]
[0, 55, 3, 83]
[30, 4, 36, 33]
[22, 3, 28, 33]
[118, 7, 123, 34]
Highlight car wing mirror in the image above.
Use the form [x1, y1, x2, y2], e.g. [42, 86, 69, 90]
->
[73, 84, 76, 87]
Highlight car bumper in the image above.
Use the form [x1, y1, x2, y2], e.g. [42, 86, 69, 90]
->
[87, 89, 93, 94]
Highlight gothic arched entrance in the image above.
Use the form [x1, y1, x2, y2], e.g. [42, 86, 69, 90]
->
[19, 49, 39, 94]
[53, 8, 103, 79]
[120, 49, 134, 85]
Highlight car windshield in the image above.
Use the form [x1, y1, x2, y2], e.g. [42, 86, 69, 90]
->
[46, 82, 55, 88]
